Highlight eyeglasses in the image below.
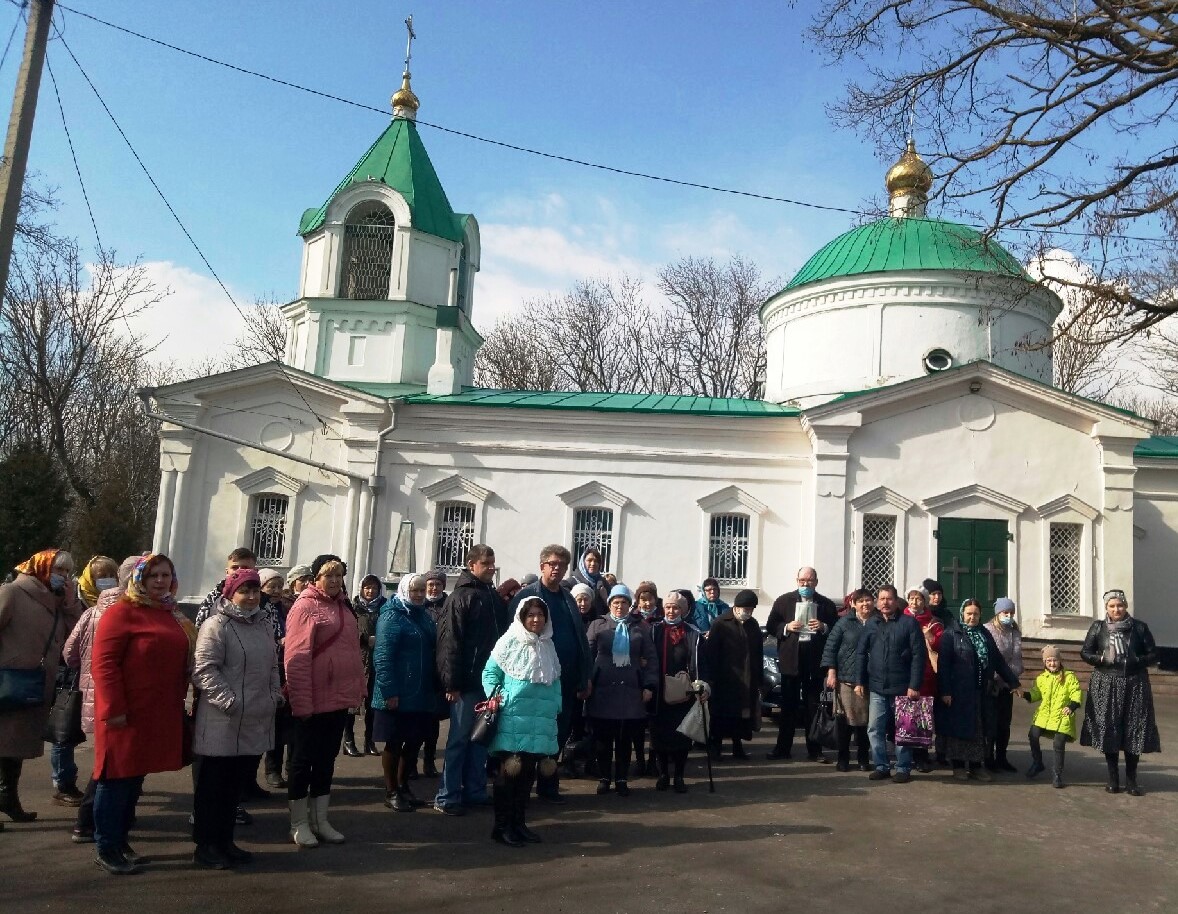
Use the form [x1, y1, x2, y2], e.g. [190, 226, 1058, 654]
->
[541, 561, 568, 569]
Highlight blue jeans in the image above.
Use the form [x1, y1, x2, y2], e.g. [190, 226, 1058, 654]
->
[868, 692, 913, 774]
[50, 743, 78, 789]
[434, 691, 488, 808]
[93, 776, 143, 854]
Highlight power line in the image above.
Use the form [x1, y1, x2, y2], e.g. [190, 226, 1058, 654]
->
[44, 53, 99, 248]
[53, 1, 1174, 246]
[52, 30, 343, 448]
[0, 2, 22, 75]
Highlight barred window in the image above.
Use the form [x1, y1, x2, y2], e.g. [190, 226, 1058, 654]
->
[456, 246, 470, 313]
[572, 507, 614, 572]
[708, 513, 749, 586]
[861, 514, 896, 592]
[434, 501, 476, 573]
[249, 494, 289, 567]
[1049, 522, 1082, 614]
[341, 203, 394, 300]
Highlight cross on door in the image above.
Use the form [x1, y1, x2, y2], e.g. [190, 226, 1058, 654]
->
[942, 556, 970, 600]
[978, 557, 1005, 602]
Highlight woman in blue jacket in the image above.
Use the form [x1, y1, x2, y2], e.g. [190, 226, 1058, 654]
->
[372, 574, 439, 812]
[482, 596, 562, 847]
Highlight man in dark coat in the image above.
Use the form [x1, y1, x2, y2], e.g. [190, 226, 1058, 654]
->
[855, 584, 926, 783]
[433, 545, 504, 815]
[508, 545, 591, 802]
[764, 566, 839, 762]
[705, 590, 764, 761]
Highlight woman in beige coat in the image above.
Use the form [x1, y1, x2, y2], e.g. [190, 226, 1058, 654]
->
[0, 549, 83, 827]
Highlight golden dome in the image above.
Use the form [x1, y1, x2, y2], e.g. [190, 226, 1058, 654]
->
[885, 139, 933, 197]
[391, 72, 419, 115]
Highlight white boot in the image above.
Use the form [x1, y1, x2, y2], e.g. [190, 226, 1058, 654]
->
[309, 794, 345, 844]
[289, 797, 319, 847]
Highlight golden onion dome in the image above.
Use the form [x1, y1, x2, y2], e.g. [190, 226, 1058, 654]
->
[885, 139, 933, 197]
[391, 72, 419, 115]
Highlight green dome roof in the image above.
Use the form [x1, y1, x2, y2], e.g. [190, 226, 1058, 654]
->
[782, 217, 1029, 293]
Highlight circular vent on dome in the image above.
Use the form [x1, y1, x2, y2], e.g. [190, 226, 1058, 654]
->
[923, 348, 953, 374]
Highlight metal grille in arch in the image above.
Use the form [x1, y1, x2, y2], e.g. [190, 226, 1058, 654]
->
[341, 206, 395, 300]
[435, 501, 476, 572]
[572, 508, 614, 572]
[1049, 522, 1082, 614]
[861, 514, 896, 591]
[250, 495, 289, 567]
[708, 513, 749, 585]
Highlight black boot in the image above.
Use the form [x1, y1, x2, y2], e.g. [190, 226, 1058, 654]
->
[1052, 749, 1065, 789]
[422, 739, 440, 777]
[1105, 753, 1121, 793]
[342, 734, 362, 758]
[0, 758, 36, 822]
[511, 789, 541, 843]
[1125, 752, 1143, 796]
[491, 783, 523, 846]
[535, 766, 565, 803]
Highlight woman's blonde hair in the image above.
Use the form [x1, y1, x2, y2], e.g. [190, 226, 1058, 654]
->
[317, 559, 346, 580]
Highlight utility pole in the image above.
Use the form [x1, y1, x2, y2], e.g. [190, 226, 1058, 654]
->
[0, 0, 55, 305]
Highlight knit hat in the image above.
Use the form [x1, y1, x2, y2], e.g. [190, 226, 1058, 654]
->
[497, 578, 522, 601]
[608, 584, 633, 604]
[994, 597, 1016, 614]
[424, 569, 447, 585]
[570, 583, 593, 600]
[1041, 644, 1061, 661]
[287, 563, 313, 583]
[258, 568, 283, 587]
[520, 573, 539, 587]
[733, 589, 758, 609]
[906, 584, 929, 599]
[222, 567, 261, 601]
[311, 553, 344, 579]
[922, 578, 944, 596]
[634, 580, 658, 599]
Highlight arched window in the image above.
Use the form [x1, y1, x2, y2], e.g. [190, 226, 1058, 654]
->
[708, 513, 750, 585]
[456, 245, 470, 313]
[340, 202, 395, 300]
[249, 494, 290, 566]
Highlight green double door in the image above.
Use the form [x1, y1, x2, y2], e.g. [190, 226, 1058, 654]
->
[936, 518, 1008, 621]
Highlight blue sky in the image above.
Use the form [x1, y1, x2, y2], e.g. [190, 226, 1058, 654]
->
[10, 1, 912, 363]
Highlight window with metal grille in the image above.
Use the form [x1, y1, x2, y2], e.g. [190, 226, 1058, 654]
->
[456, 246, 470, 313]
[434, 501, 476, 573]
[860, 514, 896, 591]
[249, 494, 289, 567]
[340, 204, 395, 300]
[708, 513, 749, 585]
[1049, 522, 1082, 614]
[572, 507, 614, 572]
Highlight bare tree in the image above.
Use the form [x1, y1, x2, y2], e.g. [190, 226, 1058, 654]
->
[234, 293, 289, 364]
[809, 1, 1178, 334]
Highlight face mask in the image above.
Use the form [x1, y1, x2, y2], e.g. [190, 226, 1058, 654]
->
[640, 608, 654, 620]
[666, 616, 682, 626]
[733, 608, 752, 622]
[49, 573, 67, 591]
[96, 577, 118, 591]
[797, 586, 815, 599]
[999, 615, 1015, 627]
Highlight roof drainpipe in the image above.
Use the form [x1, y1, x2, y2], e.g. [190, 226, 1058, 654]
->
[361, 417, 397, 581]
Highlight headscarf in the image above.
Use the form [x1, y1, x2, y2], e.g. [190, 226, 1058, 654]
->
[1102, 590, 1133, 663]
[356, 573, 386, 612]
[959, 599, 989, 683]
[77, 555, 116, 607]
[127, 554, 197, 659]
[15, 548, 60, 586]
[396, 573, 426, 609]
[491, 596, 561, 685]
[577, 548, 603, 588]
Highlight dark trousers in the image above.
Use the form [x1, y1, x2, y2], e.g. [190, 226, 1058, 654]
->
[287, 709, 349, 800]
[835, 716, 870, 767]
[987, 690, 1015, 762]
[193, 755, 257, 847]
[536, 681, 577, 796]
[775, 673, 823, 757]
[265, 704, 292, 777]
[493, 753, 538, 831]
[345, 675, 376, 746]
[75, 776, 97, 832]
[654, 749, 689, 779]
[594, 718, 644, 782]
[93, 776, 144, 855]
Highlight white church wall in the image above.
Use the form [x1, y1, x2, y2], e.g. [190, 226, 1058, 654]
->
[1133, 465, 1178, 648]
[301, 234, 328, 298]
[405, 233, 456, 308]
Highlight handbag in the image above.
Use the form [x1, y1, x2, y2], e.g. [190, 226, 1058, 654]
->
[893, 694, 935, 747]
[675, 699, 710, 744]
[470, 684, 503, 747]
[0, 607, 60, 713]
[807, 687, 839, 750]
[42, 669, 85, 745]
[663, 672, 691, 704]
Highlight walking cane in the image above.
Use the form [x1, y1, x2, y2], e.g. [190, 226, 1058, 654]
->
[699, 695, 715, 793]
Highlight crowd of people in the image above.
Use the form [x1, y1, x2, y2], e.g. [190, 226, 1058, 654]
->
[0, 543, 1164, 875]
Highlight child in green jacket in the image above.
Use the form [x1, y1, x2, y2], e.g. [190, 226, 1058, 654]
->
[1023, 644, 1083, 788]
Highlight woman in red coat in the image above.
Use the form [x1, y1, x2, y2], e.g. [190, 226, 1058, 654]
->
[904, 585, 944, 774]
[91, 554, 193, 875]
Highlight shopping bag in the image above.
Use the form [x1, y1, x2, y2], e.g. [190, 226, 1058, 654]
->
[807, 688, 839, 750]
[893, 695, 935, 747]
[676, 699, 710, 744]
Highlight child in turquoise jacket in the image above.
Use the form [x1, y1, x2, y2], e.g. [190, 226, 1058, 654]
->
[1023, 644, 1083, 788]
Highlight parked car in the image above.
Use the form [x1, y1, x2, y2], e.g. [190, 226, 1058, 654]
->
[761, 628, 781, 716]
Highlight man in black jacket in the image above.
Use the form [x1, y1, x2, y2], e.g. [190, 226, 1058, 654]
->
[432, 545, 504, 815]
[854, 584, 926, 783]
[764, 567, 839, 762]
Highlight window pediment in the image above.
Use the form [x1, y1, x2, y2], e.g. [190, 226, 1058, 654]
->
[850, 485, 915, 513]
[233, 467, 305, 498]
[1036, 494, 1099, 521]
[922, 484, 1029, 517]
[558, 481, 628, 509]
[697, 485, 768, 516]
[421, 474, 491, 504]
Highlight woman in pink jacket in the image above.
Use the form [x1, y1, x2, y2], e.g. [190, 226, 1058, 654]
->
[283, 555, 365, 848]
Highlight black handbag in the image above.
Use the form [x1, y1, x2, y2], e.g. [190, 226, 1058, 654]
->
[42, 669, 85, 745]
[0, 607, 60, 713]
[470, 685, 503, 747]
[807, 687, 839, 751]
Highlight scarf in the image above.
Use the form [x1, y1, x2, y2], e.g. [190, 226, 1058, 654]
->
[611, 614, 632, 667]
[1104, 614, 1134, 664]
[15, 548, 59, 586]
[577, 550, 603, 588]
[396, 573, 424, 607]
[491, 601, 561, 684]
[664, 616, 686, 646]
[963, 624, 989, 687]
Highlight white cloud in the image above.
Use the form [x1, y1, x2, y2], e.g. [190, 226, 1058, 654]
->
[123, 261, 246, 367]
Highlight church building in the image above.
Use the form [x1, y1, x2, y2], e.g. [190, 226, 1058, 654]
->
[146, 71, 1178, 648]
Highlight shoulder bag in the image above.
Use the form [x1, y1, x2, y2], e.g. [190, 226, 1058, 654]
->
[0, 607, 60, 713]
[661, 626, 691, 705]
[470, 684, 503, 747]
[42, 667, 85, 745]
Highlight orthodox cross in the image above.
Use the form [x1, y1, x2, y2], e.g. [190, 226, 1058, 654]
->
[907, 86, 917, 143]
[403, 14, 416, 74]
[941, 556, 970, 600]
[978, 557, 1005, 602]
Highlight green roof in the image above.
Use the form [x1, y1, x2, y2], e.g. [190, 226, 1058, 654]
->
[298, 117, 463, 241]
[395, 388, 800, 417]
[1135, 436, 1178, 459]
[781, 217, 1030, 293]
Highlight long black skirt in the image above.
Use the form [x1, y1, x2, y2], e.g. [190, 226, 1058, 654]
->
[373, 709, 433, 747]
[1081, 669, 1161, 755]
